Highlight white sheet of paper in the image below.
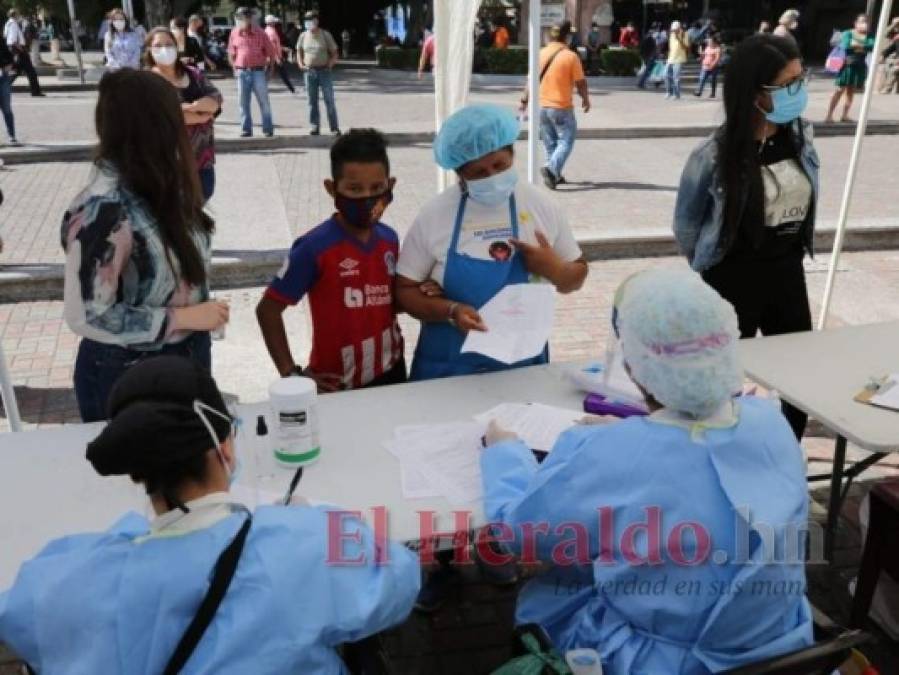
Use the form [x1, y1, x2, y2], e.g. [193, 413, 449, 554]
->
[461, 284, 556, 365]
[871, 374, 899, 412]
[476, 402, 584, 451]
[384, 422, 486, 506]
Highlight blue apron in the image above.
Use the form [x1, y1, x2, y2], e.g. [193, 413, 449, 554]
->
[410, 193, 550, 381]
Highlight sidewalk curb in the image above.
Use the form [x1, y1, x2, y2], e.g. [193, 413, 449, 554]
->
[3, 121, 897, 165]
[3, 228, 897, 304]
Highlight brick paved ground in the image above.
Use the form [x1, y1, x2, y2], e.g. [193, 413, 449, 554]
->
[5, 65, 899, 144]
[3, 135, 899, 271]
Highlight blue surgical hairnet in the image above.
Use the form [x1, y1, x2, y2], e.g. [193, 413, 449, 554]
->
[616, 268, 743, 418]
[434, 104, 520, 170]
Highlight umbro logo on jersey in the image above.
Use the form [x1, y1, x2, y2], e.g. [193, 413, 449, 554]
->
[339, 257, 361, 277]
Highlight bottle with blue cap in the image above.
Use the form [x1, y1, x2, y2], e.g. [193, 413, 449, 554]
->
[565, 648, 603, 675]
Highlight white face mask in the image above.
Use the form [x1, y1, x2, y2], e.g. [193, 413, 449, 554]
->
[193, 400, 240, 486]
[152, 46, 178, 66]
[305, 19, 317, 30]
[236, 18, 249, 29]
[113, 19, 127, 31]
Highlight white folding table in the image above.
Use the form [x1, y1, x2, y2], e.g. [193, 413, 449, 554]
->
[0, 362, 586, 589]
[738, 321, 899, 560]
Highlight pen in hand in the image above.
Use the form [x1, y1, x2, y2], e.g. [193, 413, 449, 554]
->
[283, 466, 304, 506]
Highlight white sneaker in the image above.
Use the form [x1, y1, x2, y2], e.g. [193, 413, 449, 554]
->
[8, 138, 19, 146]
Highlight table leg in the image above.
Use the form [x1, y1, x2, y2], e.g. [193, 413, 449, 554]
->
[825, 436, 847, 562]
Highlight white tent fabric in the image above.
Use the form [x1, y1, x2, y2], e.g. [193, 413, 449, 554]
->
[433, 0, 483, 189]
[818, 0, 895, 328]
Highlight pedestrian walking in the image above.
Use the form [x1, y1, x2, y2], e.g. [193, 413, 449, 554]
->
[636, 28, 658, 89]
[264, 15, 295, 94]
[826, 14, 875, 124]
[228, 6, 279, 138]
[103, 8, 142, 71]
[62, 69, 227, 422]
[186, 15, 215, 72]
[418, 29, 435, 79]
[297, 10, 341, 136]
[665, 21, 690, 100]
[171, 17, 205, 69]
[341, 28, 352, 58]
[519, 20, 591, 190]
[674, 34, 818, 440]
[694, 34, 722, 98]
[0, 36, 17, 144]
[146, 27, 223, 202]
[4, 9, 43, 96]
[773, 9, 801, 50]
[618, 21, 639, 49]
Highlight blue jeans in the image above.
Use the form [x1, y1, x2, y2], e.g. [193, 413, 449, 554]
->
[0, 73, 14, 140]
[305, 68, 339, 131]
[73, 331, 212, 422]
[666, 62, 683, 98]
[199, 166, 215, 203]
[696, 67, 719, 97]
[236, 68, 273, 135]
[539, 107, 577, 179]
[637, 57, 656, 88]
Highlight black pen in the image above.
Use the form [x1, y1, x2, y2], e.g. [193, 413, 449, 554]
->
[283, 466, 304, 506]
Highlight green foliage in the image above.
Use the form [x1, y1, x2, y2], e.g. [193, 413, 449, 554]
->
[480, 46, 527, 74]
[599, 48, 642, 76]
[375, 46, 421, 70]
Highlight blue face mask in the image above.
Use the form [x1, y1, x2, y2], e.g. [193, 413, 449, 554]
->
[464, 167, 518, 207]
[764, 81, 808, 125]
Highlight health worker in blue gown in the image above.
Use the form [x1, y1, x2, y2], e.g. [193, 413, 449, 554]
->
[480, 268, 814, 674]
[0, 356, 420, 674]
[395, 103, 588, 382]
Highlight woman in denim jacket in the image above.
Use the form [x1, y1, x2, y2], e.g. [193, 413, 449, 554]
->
[674, 34, 820, 440]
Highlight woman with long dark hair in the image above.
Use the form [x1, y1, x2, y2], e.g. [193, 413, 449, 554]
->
[145, 27, 223, 201]
[62, 69, 229, 422]
[674, 34, 820, 440]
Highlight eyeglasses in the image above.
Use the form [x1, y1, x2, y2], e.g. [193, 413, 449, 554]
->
[762, 69, 810, 95]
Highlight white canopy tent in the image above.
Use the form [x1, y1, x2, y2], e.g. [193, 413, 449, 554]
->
[432, 0, 542, 188]
[818, 0, 895, 328]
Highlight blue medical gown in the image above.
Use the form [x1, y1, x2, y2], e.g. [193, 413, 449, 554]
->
[0, 505, 420, 674]
[481, 397, 813, 674]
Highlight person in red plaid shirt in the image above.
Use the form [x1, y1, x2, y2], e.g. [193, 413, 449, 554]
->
[228, 7, 279, 137]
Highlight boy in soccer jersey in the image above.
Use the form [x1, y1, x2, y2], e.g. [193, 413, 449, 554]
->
[257, 129, 407, 392]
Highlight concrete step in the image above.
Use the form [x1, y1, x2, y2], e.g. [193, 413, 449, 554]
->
[2, 119, 896, 166]
[2, 225, 897, 303]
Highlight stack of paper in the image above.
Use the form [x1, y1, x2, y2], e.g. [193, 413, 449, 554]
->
[461, 284, 556, 364]
[871, 373, 899, 412]
[475, 402, 585, 452]
[384, 422, 486, 506]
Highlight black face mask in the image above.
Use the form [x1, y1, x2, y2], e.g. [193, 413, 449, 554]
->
[334, 189, 394, 229]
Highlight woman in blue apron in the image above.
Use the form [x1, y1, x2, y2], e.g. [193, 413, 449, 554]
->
[396, 103, 588, 383]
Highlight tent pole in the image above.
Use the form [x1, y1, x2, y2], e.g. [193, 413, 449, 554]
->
[527, 0, 540, 184]
[0, 344, 22, 432]
[817, 0, 894, 330]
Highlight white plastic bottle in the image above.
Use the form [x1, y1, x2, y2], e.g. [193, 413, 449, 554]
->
[268, 376, 321, 468]
[565, 648, 604, 675]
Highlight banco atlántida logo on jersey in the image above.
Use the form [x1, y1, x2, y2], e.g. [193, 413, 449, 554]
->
[344, 284, 391, 309]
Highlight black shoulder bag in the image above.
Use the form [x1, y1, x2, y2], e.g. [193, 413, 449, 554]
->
[539, 46, 565, 81]
[162, 516, 252, 675]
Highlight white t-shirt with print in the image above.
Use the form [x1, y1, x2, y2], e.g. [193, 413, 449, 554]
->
[397, 181, 583, 286]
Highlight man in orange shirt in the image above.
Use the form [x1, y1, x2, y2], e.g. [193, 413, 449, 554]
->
[520, 21, 591, 190]
[494, 21, 510, 49]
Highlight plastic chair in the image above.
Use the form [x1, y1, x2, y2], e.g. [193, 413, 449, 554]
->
[851, 477, 899, 629]
[720, 629, 872, 675]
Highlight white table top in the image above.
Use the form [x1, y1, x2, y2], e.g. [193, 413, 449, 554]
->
[738, 321, 899, 454]
[0, 363, 586, 590]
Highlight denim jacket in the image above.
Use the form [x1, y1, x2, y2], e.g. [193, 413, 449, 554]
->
[673, 119, 820, 272]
